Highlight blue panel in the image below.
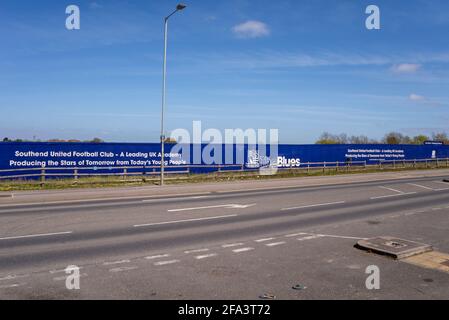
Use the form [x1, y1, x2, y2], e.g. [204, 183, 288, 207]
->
[0, 142, 448, 179]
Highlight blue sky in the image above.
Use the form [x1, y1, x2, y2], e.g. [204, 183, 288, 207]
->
[1, 0, 448, 143]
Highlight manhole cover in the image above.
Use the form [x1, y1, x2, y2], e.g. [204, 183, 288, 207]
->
[355, 236, 433, 259]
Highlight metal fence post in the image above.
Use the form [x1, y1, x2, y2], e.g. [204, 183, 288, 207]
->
[40, 165, 46, 186]
[74, 168, 78, 181]
[123, 168, 127, 180]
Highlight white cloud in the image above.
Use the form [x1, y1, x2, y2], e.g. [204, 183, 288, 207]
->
[232, 20, 270, 39]
[409, 93, 426, 101]
[89, 2, 102, 9]
[408, 93, 443, 106]
[391, 63, 421, 74]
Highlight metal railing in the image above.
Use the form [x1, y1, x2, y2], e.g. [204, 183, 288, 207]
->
[0, 158, 448, 183]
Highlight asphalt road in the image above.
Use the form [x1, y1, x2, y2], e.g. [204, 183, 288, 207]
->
[1, 172, 449, 299]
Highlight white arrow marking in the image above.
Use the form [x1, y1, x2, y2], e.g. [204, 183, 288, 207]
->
[167, 203, 256, 212]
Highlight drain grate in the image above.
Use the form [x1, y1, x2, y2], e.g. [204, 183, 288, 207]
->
[355, 236, 433, 260]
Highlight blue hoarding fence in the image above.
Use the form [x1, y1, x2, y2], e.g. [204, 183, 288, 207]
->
[0, 142, 449, 181]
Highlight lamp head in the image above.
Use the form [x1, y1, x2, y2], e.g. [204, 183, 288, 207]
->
[176, 3, 187, 11]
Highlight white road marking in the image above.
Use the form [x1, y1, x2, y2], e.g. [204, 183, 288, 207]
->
[195, 253, 217, 260]
[0, 274, 29, 281]
[232, 247, 254, 253]
[103, 260, 131, 266]
[167, 203, 256, 212]
[0, 231, 73, 241]
[222, 243, 244, 248]
[154, 260, 180, 266]
[297, 235, 321, 241]
[134, 214, 237, 228]
[408, 183, 435, 191]
[284, 232, 308, 238]
[53, 273, 88, 281]
[281, 201, 345, 211]
[49, 267, 83, 274]
[370, 192, 416, 200]
[265, 241, 286, 247]
[109, 266, 138, 273]
[315, 234, 368, 240]
[379, 186, 404, 194]
[142, 195, 210, 203]
[145, 254, 171, 260]
[435, 188, 449, 191]
[0, 283, 25, 289]
[184, 248, 209, 254]
[0, 192, 213, 209]
[255, 237, 275, 243]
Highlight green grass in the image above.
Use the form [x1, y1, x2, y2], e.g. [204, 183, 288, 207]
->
[0, 164, 447, 191]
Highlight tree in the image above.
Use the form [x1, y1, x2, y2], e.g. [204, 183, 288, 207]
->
[432, 132, 449, 144]
[382, 132, 411, 144]
[316, 132, 340, 144]
[90, 138, 104, 143]
[412, 135, 429, 145]
[349, 135, 370, 144]
[2, 137, 10, 142]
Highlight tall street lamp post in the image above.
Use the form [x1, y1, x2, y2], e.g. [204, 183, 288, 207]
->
[160, 3, 187, 186]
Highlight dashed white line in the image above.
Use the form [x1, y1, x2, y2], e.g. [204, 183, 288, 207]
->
[370, 192, 416, 200]
[265, 241, 286, 247]
[53, 273, 88, 281]
[142, 195, 210, 203]
[255, 237, 276, 243]
[284, 232, 308, 238]
[0, 274, 29, 281]
[154, 260, 180, 266]
[195, 253, 217, 260]
[145, 254, 171, 260]
[315, 234, 368, 240]
[222, 243, 244, 248]
[0, 231, 73, 241]
[103, 260, 131, 266]
[379, 186, 404, 194]
[134, 214, 237, 228]
[281, 201, 345, 211]
[184, 248, 209, 254]
[109, 266, 138, 273]
[408, 183, 435, 191]
[49, 267, 83, 274]
[232, 247, 254, 253]
[168, 203, 255, 212]
[297, 235, 321, 241]
[0, 283, 25, 289]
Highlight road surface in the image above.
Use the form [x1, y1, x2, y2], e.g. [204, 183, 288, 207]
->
[1, 171, 449, 299]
